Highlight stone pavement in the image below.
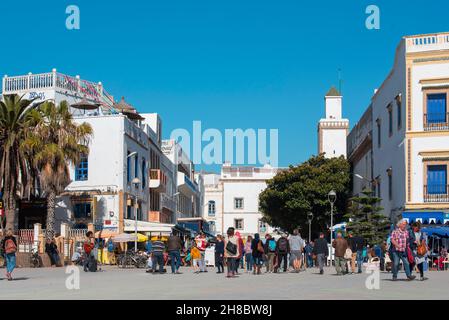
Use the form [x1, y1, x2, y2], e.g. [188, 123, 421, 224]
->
[0, 266, 448, 300]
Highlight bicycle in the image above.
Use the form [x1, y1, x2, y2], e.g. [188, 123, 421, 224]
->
[117, 251, 147, 268]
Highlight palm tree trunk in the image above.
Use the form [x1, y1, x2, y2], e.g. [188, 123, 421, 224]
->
[4, 188, 16, 232]
[46, 189, 56, 240]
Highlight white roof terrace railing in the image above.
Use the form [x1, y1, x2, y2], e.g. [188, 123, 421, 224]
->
[2, 69, 115, 108]
[405, 33, 449, 53]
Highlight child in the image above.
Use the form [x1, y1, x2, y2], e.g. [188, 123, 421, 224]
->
[191, 243, 201, 274]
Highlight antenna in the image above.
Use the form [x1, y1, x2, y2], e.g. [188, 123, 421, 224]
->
[338, 68, 342, 94]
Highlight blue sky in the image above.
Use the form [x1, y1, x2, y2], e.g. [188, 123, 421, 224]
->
[1, 0, 449, 172]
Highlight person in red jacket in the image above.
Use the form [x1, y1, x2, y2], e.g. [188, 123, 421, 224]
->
[83, 231, 95, 272]
[194, 232, 208, 272]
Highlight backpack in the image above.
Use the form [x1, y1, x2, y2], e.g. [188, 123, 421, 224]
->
[278, 238, 288, 253]
[226, 241, 237, 255]
[257, 240, 264, 253]
[268, 239, 276, 252]
[5, 238, 17, 254]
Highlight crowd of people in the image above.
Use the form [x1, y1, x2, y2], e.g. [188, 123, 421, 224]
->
[0, 218, 445, 282]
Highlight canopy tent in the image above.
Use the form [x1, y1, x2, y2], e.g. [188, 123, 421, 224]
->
[422, 226, 449, 238]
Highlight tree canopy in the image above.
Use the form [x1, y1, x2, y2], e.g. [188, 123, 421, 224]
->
[259, 154, 350, 236]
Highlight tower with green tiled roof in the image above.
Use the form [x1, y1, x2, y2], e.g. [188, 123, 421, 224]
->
[317, 86, 349, 158]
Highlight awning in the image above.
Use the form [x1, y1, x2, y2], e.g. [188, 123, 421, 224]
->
[402, 211, 449, 224]
[421, 227, 449, 238]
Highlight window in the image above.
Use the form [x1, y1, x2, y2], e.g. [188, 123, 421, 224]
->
[426, 93, 447, 124]
[258, 220, 267, 233]
[127, 151, 131, 183]
[126, 205, 133, 219]
[388, 105, 393, 137]
[234, 198, 244, 209]
[73, 203, 91, 219]
[141, 158, 146, 189]
[396, 95, 402, 129]
[137, 204, 142, 221]
[234, 219, 244, 230]
[134, 154, 139, 179]
[75, 155, 88, 181]
[387, 168, 393, 201]
[427, 165, 447, 194]
[376, 119, 381, 148]
[375, 177, 381, 199]
[208, 200, 216, 216]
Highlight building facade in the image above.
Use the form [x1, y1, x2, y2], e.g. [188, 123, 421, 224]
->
[348, 32, 449, 224]
[317, 87, 349, 158]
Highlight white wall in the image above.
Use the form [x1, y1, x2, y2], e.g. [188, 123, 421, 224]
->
[322, 129, 347, 158]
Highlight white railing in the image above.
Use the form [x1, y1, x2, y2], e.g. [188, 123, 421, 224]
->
[406, 33, 449, 52]
[2, 70, 115, 108]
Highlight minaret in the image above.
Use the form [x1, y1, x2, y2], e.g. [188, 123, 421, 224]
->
[317, 86, 349, 158]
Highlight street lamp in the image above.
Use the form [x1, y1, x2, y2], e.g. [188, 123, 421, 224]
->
[132, 177, 141, 252]
[307, 212, 314, 243]
[328, 190, 337, 266]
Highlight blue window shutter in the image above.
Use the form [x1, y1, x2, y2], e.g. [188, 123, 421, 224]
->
[127, 151, 131, 182]
[427, 94, 447, 123]
[134, 154, 139, 178]
[428, 165, 447, 194]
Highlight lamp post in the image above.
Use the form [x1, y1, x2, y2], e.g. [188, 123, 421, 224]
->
[307, 212, 314, 243]
[131, 177, 141, 252]
[328, 190, 337, 266]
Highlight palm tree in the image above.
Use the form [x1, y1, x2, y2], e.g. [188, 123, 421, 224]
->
[0, 94, 40, 231]
[24, 101, 93, 239]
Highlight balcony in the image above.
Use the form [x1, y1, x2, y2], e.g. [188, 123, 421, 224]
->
[149, 169, 166, 192]
[424, 185, 449, 203]
[424, 113, 449, 131]
[177, 172, 198, 196]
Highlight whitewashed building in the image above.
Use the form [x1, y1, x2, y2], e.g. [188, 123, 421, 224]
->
[201, 173, 223, 234]
[317, 87, 349, 158]
[348, 32, 449, 224]
[220, 163, 282, 237]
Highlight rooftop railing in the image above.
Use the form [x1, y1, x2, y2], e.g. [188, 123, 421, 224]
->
[2, 69, 114, 108]
[406, 33, 449, 53]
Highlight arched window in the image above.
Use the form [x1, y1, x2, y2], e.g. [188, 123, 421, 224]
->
[208, 200, 216, 217]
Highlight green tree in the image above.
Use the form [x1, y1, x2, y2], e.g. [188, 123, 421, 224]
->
[24, 101, 93, 239]
[259, 154, 350, 235]
[0, 94, 40, 231]
[344, 188, 390, 245]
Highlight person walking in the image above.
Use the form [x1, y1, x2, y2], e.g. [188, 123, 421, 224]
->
[195, 232, 208, 273]
[167, 233, 183, 274]
[215, 235, 225, 274]
[83, 231, 95, 272]
[190, 242, 202, 274]
[244, 235, 254, 273]
[390, 219, 416, 281]
[305, 241, 314, 268]
[234, 231, 244, 274]
[224, 227, 240, 278]
[149, 236, 166, 274]
[312, 232, 329, 275]
[2, 229, 17, 281]
[348, 232, 364, 274]
[288, 229, 304, 273]
[276, 234, 290, 273]
[332, 232, 349, 275]
[251, 233, 264, 275]
[264, 234, 277, 273]
[45, 237, 61, 267]
[410, 222, 428, 281]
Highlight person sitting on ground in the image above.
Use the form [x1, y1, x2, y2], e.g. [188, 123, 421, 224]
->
[71, 247, 83, 265]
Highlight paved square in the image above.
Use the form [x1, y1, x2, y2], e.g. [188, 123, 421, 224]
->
[0, 266, 448, 300]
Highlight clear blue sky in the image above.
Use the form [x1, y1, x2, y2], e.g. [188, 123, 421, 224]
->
[1, 0, 448, 172]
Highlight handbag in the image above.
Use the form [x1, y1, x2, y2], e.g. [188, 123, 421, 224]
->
[344, 248, 353, 260]
[417, 242, 427, 256]
[406, 246, 414, 264]
[226, 241, 237, 255]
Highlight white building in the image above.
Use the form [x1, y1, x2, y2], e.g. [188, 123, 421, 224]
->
[348, 32, 449, 224]
[317, 87, 349, 158]
[1, 70, 196, 235]
[201, 173, 223, 234]
[219, 163, 281, 237]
